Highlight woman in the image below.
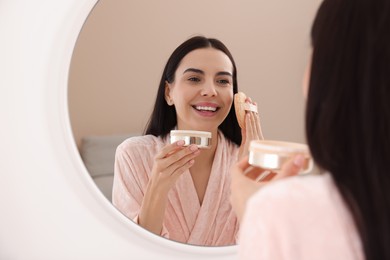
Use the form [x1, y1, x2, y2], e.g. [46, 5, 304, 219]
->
[112, 36, 262, 246]
[231, 0, 390, 259]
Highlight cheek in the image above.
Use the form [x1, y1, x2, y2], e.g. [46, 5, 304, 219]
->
[228, 89, 234, 104]
[302, 64, 310, 98]
[222, 88, 234, 108]
[170, 86, 186, 103]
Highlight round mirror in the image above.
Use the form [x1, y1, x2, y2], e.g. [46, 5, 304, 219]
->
[68, 0, 320, 249]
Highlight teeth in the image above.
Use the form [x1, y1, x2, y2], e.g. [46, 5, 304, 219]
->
[195, 106, 217, 112]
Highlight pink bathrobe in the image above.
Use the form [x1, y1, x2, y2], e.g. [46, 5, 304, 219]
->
[112, 131, 239, 246]
[238, 173, 363, 260]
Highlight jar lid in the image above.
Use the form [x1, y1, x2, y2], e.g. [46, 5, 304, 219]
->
[170, 130, 212, 138]
[249, 140, 309, 155]
[248, 140, 313, 173]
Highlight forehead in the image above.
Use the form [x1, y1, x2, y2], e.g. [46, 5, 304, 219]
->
[176, 48, 233, 75]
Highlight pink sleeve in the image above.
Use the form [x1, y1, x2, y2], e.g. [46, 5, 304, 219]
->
[112, 144, 170, 238]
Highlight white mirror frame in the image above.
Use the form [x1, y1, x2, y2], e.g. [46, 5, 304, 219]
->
[0, 1, 236, 259]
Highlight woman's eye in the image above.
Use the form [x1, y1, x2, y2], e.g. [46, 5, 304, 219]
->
[188, 77, 201, 82]
[217, 79, 231, 85]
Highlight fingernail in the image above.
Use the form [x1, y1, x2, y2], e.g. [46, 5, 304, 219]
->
[177, 140, 185, 146]
[293, 155, 304, 167]
[189, 145, 198, 151]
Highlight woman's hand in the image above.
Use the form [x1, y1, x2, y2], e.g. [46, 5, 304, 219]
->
[139, 140, 200, 235]
[150, 140, 201, 192]
[238, 97, 263, 159]
[230, 155, 304, 222]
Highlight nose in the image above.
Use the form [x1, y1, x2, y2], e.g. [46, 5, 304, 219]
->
[200, 81, 217, 97]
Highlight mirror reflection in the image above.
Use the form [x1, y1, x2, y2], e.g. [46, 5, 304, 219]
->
[113, 36, 258, 246]
[68, 0, 320, 246]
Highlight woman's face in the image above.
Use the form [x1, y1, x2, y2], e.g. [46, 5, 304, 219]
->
[165, 48, 234, 132]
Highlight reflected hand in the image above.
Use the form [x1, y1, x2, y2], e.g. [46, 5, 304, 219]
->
[230, 154, 304, 222]
[150, 140, 200, 192]
[139, 140, 201, 234]
[238, 97, 263, 159]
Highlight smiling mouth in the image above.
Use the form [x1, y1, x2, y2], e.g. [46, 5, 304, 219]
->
[192, 105, 220, 112]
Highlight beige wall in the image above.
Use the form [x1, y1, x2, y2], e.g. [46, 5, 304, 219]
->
[69, 0, 321, 148]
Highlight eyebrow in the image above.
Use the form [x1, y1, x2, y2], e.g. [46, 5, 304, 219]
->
[183, 68, 232, 77]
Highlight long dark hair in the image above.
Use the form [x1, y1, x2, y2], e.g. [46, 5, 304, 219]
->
[307, 0, 390, 259]
[144, 36, 242, 146]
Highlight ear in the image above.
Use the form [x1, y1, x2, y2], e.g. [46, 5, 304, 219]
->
[164, 81, 174, 106]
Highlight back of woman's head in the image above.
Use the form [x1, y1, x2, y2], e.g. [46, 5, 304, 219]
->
[307, 0, 390, 258]
[144, 36, 241, 145]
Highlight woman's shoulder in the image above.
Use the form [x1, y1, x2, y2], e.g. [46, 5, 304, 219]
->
[250, 173, 337, 213]
[242, 174, 362, 260]
[246, 173, 347, 235]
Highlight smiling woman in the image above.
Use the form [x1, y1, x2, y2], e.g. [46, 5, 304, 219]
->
[67, 0, 321, 252]
[112, 36, 252, 246]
